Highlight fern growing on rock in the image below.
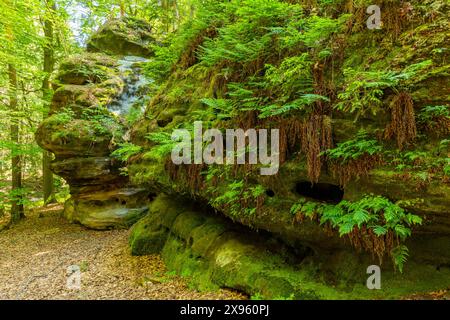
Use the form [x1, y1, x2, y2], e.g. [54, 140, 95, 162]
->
[321, 130, 384, 186]
[291, 195, 423, 272]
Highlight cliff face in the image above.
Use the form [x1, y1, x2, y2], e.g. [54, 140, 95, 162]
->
[36, 1, 450, 298]
[36, 19, 154, 230]
[126, 0, 449, 296]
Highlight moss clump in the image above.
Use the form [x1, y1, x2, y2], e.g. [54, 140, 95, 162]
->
[87, 17, 155, 57]
[57, 53, 119, 85]
[36, 117, 121, 158]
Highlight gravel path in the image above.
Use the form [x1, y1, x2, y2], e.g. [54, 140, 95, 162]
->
[0, 205, 246, 300]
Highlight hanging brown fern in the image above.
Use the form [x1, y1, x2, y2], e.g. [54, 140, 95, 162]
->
[276, 117, 304, 165]
[301, 114, 333, 183]
[384, 91, 417, 149]
[347, 226, 398, 265]
[165, 159, 207, 193]
[329, 153, 384, 187]
[417, 105, 450, 138]
[237, 110, 258, 131]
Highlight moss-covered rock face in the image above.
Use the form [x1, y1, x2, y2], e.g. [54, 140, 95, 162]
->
[87, 17, 155, 57]
[130, 195, 450, 299]
[36, 117, 118, 158]
[35, 18, 155, 230]
[34, 1, 449, 297]
[57, 53, 119, 85]
[123, 0, 449, 289]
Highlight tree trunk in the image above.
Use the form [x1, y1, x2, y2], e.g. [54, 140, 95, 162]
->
[42, 0, 55, 204]
[9, 64, 24, 223]
[119, 0, 125, 17]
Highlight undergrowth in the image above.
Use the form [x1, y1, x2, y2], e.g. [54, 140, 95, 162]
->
[290, 194, 423, 272]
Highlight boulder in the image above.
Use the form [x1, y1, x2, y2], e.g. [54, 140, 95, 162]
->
[87, 17, 154, 57]
[130, 195, 450, 299]
[35, 18, 154, 230]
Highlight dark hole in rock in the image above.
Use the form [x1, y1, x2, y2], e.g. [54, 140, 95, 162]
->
[157, 118, 172, 128]
[295, 181, 343, 204]
[266, 189, 275, 197]
[121, 200, 126, 205]
[436, 264, 450, 271]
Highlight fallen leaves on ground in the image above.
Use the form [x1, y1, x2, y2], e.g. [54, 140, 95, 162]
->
[0, 205, 246, 300]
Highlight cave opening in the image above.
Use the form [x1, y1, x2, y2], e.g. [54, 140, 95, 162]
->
[295, 181, 344, 204]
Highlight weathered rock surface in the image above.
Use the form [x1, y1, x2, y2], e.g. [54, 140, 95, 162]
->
[122, 0, 450, 294]
[65, 188, 150, 230]
[36, 18, 155, 229]
[87, 17, 154, 57]
[130, 195, 450, 299]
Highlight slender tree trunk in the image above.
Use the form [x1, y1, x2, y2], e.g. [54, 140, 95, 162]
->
[119, 0, 125, 17]
[173, 0, 179, 31]
[42, 0, 55, 204]
[9, 64, 24, 223]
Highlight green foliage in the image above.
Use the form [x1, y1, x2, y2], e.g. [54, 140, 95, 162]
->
[144, 132, 178, 160]
[259, 94, 329, 119]
[417, 105, 450, 123]
[145, 0, 227, 82]
[211, 180, 245, 216]
[125, 106, 144, 126]
[7, 187, 32, 207]
[291, 195, 422, 271]
[388, 148, 450, 179]
[111, 143, 142, 162]
[335, 69, 398, 118]
[335, 61, 433, 118]
[443, 158, 450, 176]
[80, 108, 123, 137]
[279, 14, 350, 50]
[322, 130, 382, 163]
[51, 107, 76, 125]
[199, 81, 266, 119]
[199, 0, 303, 67]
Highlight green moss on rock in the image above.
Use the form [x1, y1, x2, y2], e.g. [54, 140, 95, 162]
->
[87, 17, 155, 57]
[130, 195, 450, 299]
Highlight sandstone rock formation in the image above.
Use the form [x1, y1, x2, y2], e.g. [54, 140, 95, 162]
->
[36, 2, 450, 299]
[36, 19, 154, 229]
[125, 0, 450, 297]
[87, 17, 154, 57]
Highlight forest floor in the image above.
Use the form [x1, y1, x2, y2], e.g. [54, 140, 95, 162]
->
[0, 204, 246, 300]
[0, 205, 447, 300]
